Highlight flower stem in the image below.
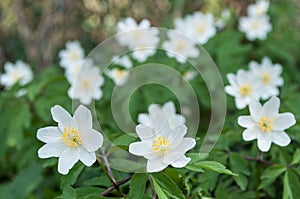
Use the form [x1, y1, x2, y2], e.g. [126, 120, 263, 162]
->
[148, 174, 157, 199]
[255, 151, 263, 199]
[100, 176, 132, 196]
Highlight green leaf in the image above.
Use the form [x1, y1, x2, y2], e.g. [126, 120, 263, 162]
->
[283, 169, 300, 199]
[84, 176, 111, 187]
[151, 172, 185, 199]
[291, 149, 300, 165]
[229, 153, 250, 191]
[261, 165, 286, 179]
[186, 153, 209, 163]
[187, 161, 237, 176]
[58, 186, 77, 199]
[128, 173, 148, 199]
[60, 163, 84, 189]
[75, 187, 105, 198]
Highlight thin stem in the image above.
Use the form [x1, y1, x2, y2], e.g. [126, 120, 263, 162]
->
[255, 151, 263, 199]
[101, 176, 132, 196]
[243, 155, 274, 166]
[148, 174, 157, 199]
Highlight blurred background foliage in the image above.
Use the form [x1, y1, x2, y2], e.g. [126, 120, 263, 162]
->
[0, 0, 300, 199]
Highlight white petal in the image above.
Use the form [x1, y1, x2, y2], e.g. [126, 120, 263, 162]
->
[165, 138, 196, 164]
[273, 113, 296, 131]
[80, 129, 103, 152]
[235, 97, 248, 110]
[137, 113, 151, 126]
[129, 142, 152, 156]
[79, 149, 96, 166]
[51, 105, 75, 131]
[257, 133, 272, 152]
[37, 127, 62, 143]
[249, 100, 263, 121]
[58, 147, 79, 175]
[149, 105, 169, 133]
[238, 116, 255, 128]
[136, 124, 155, 140]
[242, 127, 258, 141]
[38, 142, 67, 158]
[263, 96, 280, 116]
[167, 125, 187, 149]
[147, 157, 168, 173]
[73, 105, 92, 130]
[171, 155, 191, 168]
[162, 101, 175, 114]
[271, 131, 291, 147]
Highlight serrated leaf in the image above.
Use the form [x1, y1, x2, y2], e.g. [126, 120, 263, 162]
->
[151, 172, 185, 199]
[291, 149, 300, 165]
[261, 165, 286, 179]
[128, 173, 148, 199]
[187, 161, 237, 176]
[186, 153, 209, 163]
[283, 169, 300, 199]
[58, 186, 77, 199]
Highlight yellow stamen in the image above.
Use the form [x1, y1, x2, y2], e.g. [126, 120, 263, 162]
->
[262, 73, 270, 84]
[251, 21, 259, 30]
[239, 84, 252, 96]
[196, 24, 205, 33]
[115, 69, 126, 78]
[152, 136, 171, 156]
[61, 127, 82, 147]
[258, 117, 273, 132]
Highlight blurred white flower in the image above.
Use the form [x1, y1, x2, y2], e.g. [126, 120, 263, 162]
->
[215, 9, 231, 30]
[138, 101, 186, 130]
[0, 60, 33, 89]
[111, 55, 133, 69]
[175, 12, 217, 45]
[116, 17, 159, 62]
[129, 105, 195, 172]
[162, 31, 199, 63]
[225, 69, 261, 109]
[239, 15, 272, 41]
[247, 0, 270, 16]
[105, 68, 129, 86]
[249, 57, 283, 100]
[183, 70, 198, 81]
[68, 65, 104, 105]
[65, 58, 94, 84]
[238, 97, 296, 152]
[59, 41, 85, 69]
[37, 105, 103, 174]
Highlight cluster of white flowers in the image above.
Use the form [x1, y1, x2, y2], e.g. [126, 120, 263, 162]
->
[225, 56, 296, 152]
[225, 57, 283, 109]
[37, 101, 195, 174]
[129, 101, 195, 172]
[174, 12, 217, 45]
[116, 17, 159, 63]
[239, 0, 272, 41]
[0, 60, 33, 89]
[58, 41, 105, 105]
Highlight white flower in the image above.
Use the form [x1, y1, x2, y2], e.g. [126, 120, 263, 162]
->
[239, 15, 272, 41]
[225, 69, 261, 109]
[249, 57, 283, 100]
[247, 0, 270, 16]
[162, 31, 199, 63]
[175, 12, 217, 45]
[0, 60, 33, 89]
[238, 97, 296, 152]
[111, 55, 132, 69]
[183, 70, 198, 81]
[37, 105, 103, 174]
[138, 101, 186, 130]
[59, 41, 84, 69]
[68, 65, 104, 105]
[129, 106, 195, 172]
[116, 17, 159, 62]
[215, 9, 231, 30]
[105, 68, 129, 86]
[65, 58, 94, 84]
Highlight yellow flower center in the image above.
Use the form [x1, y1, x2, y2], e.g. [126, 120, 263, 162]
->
[176, 41, 185, 51]
[239, 84, 252, 96]
[61, 127, 82, 147]
[196, 23, 205, 33]
[251, 21, 260, 30]
[12, 72, 21, 82]
[80, 79, 90, 89]
[70, 52, 79, 61]
[258, 117, 273, 132]
[262, 73, 270, 84]
[115, 69, 127, 78]
[152, 136, 171, 156]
